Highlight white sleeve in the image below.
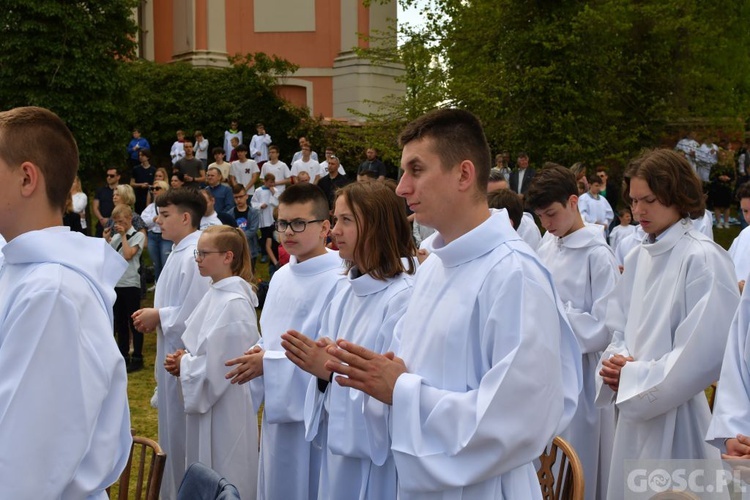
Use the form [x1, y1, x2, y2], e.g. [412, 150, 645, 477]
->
[159, 264, 211, 347]
[0, 289, 130, 498]
[181, 310, 259, 414]
[707, 290, 750, 449]
[616, 263, 739, 420]
[566, 247, 619, 353]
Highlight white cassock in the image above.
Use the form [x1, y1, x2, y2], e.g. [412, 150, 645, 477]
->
[614, 225, 646, 267]
[517, 212, 542, 250]
[251, 187, 279, 228]
[248, 250, 346, 500]
[305, 270, 413, 500]
[180, 276, 260, 500]
[537, 225, 619, 500]
[0, 228, 131, 499]
[155, 230, 212, 500]
[578, 193, 614, 232]
[0, 233, 5, 268]
[608, 224, 635, 256]
[729, 225, 750, 282]
[595, 219, 739, 500]
[707, 282, 750, 450]
[391, 210, 582, 500]
[691, 209, 714, 240]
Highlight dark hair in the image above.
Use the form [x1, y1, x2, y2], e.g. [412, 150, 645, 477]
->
[737, 182, 750, 202]
[487, 189, 523, 228]
[201, 188, 215, 201]
[232, 184, 247, 195]
[139, 148, 152, 160]
[107, 166, 121, 175]
[336, 182, 416, 280]
[587, 173, 602, 186]
[526, 165, 578, 210]
[268, 145, 279, 153]
[171, 171, 185, 182]
[624, 149, 705, 218]
[212, 147, 225, 156]
[155, 187, 207, 229]
[235, 144, 249, 153]
[278, 183, 330, 220]
[398, 108, 491, 195]
[596, 165, 608, 174]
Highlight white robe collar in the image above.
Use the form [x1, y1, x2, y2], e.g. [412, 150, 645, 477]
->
[643, 218, 692, 256]
[173, 230, 201, 254]
[557, 224, 606, 249]
[426, 209, 520, 268]
[289, 248, 342, 277]
[347, 267, 392, 296]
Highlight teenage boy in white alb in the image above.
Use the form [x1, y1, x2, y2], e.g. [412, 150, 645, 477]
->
[324, 109, 582, 499]
[527, 165, 619, 500]
[132, 188, 211, 500]
[225, 184, 345, 500]
[0, 106, 131, 498]
[250, 122, 272, 165]
[578, 174, 614, 235]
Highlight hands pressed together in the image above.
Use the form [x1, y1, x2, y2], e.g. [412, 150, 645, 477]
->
[599, 354, 634, 392]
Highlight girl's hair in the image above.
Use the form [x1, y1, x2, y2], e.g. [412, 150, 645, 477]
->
[115, 184, 136, 207]
[202, 225, 254, 284]
[625, 148, 705, 218]
[71, 176, 82, 193]
[155, 167, 170, 182]
[153, 180, 169, 191]
[335, 182, 416, 280]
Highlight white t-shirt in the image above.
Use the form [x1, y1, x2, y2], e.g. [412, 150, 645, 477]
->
[260, 161, 291, 194]
[291, 159, 320, 181]
[230, 159, 260, 194]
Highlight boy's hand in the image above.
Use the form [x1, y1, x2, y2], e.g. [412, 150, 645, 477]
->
[164, 349, 185, 377]
[599, 354, 633, 392]
[132, 308, 160, 333]
[281, 330, 335, 380]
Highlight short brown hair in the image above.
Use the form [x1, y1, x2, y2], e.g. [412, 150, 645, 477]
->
[278, 183, 329, 221]
[625, 149, 704, 218]
[0, 106, 78, 211]
[487, 189, 523, 228]
[398, 109, 491, 195]
[335, 182, 416, 280]
[526, 165, 578, 211]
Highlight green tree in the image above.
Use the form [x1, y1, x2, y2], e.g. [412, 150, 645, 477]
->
[0, 0, 139, 180]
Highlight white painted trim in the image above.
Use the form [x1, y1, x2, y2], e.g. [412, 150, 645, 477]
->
[275, 77, 314, 115]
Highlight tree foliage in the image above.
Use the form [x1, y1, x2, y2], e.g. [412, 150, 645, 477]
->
[0, 0, 139, 181]
[375, 0, 750, 168]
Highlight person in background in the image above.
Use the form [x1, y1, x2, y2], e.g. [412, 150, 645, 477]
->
[126, 127, 150, 169]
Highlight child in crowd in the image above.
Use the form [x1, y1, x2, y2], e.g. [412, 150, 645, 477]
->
[578, 173, 614, 234]
[232, 184, 261, 271]
[170, 129, 185, 165]
[252, 173, 279, 268]
[165, 226, 260, 499]
[224, 184, 346, 500]
[107, 204, 146, 373]
[209, 147, 231, 186]
[608, 207, 635, 254]
[230, 144, 260, 195]
[728, 182, 750, 290]
[596, 149, 739, 500]
[527, 165, 619, 500]
[281, 181, 416, 499]
[132, 188, 211, 499]
[228, 136, 241, 162]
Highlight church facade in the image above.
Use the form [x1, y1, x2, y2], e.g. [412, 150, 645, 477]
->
[135, 0, 404, 120]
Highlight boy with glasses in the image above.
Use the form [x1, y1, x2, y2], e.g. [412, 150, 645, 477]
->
[225, 183, 345, 500]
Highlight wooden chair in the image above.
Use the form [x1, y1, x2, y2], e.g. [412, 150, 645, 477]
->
[538, 436, 584, 500]
[108, 434, 166, 500]
[707, 381, 718, 412]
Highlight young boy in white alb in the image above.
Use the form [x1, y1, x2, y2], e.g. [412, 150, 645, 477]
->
[527, 165, 619, 500]
[132, 188, 211, 499]
[578, 174, 614, 235]
[225, 184, 345, 500]
[0, 106, 131, 498]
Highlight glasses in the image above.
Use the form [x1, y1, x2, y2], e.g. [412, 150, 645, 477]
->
[194, 249, 227, 260]
[150, 187, 163, 192]
[274, 219, 325, 233]
[106, 174, 118, 178]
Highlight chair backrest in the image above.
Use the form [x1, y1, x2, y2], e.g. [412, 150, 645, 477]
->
[108, 434, 166, 500]
[538, 436, 585, 500]
[708, 381, 718, 412]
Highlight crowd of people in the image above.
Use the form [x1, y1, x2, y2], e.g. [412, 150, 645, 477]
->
[6, 105, 750, 500]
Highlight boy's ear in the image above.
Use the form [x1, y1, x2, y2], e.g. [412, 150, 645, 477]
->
[567, 194, 579, 209]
